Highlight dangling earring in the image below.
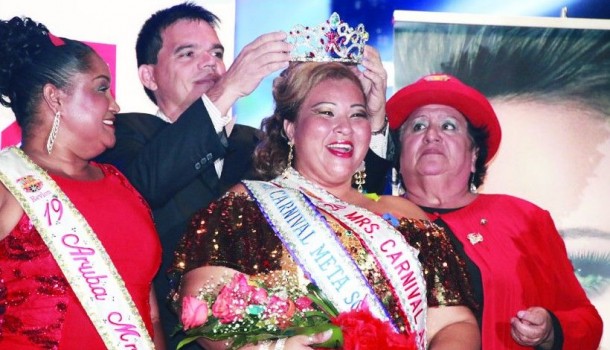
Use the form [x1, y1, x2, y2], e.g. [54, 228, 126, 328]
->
[391, 168, 405, 196]
[283, 141, 294, 175]
[469, 172, 477, 194]
[46, 111, 61, 154]
[353, 161, 367, 193]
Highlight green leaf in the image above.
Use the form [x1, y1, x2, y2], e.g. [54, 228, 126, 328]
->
[306, 284, 339, 317]
[176, 335, 202, 349]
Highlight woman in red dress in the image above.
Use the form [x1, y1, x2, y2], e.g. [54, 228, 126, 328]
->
[0, 17, 164, 349]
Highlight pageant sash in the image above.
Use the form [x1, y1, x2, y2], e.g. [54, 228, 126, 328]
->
[245, 169, 427, 350]
[243, 180, 392, 322]
[274, 168, 427, 350]
[0, 147, 154, 349]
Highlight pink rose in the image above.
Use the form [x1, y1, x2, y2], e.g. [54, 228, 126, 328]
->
[231, 273, 255, 296]
[295, 296, 313, 311]
[252, 287, 268, 304]
[266, 296, 297, 329]
[181, 296, 209, 330]
[212, 274, 254, 324]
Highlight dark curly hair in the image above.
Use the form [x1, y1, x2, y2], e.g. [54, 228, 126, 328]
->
[135, 2, 220, 104]
[254, 61, 364, 180]
[467, 122, 489, 188]
[0, 16, 95, 139]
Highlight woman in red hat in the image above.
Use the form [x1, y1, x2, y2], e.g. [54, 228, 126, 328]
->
[386, 74, 602, 350]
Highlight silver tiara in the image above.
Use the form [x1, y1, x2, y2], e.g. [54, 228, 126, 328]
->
[287, 12, 369, 63]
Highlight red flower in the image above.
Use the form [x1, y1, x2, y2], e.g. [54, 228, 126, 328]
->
[331, 307, 416, 350]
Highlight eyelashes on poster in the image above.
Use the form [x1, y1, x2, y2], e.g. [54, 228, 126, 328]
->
[561, 227, 610, 300]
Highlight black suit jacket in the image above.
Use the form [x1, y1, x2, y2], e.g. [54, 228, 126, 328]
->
[97, 98, 260, 240]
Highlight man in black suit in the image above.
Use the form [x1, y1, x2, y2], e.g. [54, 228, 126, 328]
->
[95, 3, 293, 347]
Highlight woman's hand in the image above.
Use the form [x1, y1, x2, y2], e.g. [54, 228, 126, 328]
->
[352, 45, 388, 131]
[510, 307, 554, 349]
[284, 330, 333, 349]
[241, 330, 333, 350]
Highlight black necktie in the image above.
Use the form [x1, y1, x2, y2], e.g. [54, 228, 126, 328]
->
[218, 127, 228, 148]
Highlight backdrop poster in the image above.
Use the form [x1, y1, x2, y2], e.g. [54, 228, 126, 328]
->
[393, 10, 610, 348]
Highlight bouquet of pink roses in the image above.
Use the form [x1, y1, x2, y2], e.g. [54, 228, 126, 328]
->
[177, 272, 416, 350]
[177, 272, 341, 349]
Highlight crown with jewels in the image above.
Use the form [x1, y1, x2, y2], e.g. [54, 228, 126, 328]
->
[286, 12, 369, 63]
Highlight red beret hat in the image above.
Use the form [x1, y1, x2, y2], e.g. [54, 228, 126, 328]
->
[386, 74, 502, 164]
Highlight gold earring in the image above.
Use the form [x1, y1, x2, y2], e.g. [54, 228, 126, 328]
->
[353, 161, 366, 193]
[46, 111, 61, 154]
[283, 141, 294, 175]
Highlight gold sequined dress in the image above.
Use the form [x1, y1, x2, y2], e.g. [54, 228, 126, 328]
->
[171, 191, 474, 332]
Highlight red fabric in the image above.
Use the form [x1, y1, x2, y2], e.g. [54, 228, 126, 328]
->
[429, 194, 602, 349]
[332, 308, 416, 350]
[0, 121, 21, 149]
[0, 163, 161, 349]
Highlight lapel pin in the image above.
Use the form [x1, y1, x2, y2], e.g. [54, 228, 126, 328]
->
[467, 232, 484, 245]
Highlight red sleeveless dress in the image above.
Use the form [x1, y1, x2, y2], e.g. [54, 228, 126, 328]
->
[0, 163, 161, 349]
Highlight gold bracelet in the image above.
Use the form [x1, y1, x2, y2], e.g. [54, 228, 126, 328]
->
[371, 115, 389, 135]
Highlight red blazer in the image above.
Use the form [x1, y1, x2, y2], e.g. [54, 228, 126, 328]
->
[428, 194, 602, 349]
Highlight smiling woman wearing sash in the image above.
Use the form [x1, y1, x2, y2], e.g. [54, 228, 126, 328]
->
[0, 17, 164, 349]
[170, 54, 480, 348]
